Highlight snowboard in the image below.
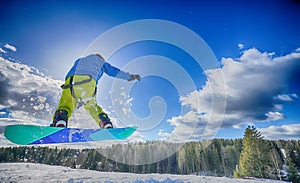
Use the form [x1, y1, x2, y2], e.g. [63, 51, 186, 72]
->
[4, 124, 137, 145]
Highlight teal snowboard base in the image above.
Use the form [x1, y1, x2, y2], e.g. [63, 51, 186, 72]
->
[4, 124, 137, 145]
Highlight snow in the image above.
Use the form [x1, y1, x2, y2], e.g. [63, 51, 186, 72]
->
[0, 163, 287, 183]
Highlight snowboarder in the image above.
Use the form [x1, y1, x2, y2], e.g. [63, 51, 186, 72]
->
[51, 54, 141, 129]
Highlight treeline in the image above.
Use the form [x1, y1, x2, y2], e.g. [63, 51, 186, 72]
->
[0, 135, 299, 181]
[0, 140, 242, 176]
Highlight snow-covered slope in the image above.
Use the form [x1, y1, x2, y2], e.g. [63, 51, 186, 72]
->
[0, 163, 285, 183]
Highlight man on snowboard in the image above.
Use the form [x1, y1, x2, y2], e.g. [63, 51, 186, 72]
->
[51, 54, 141, 129]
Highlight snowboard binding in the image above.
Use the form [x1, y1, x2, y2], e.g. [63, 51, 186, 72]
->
[98, 113, 113, 129]
[51, 110, 68, 127]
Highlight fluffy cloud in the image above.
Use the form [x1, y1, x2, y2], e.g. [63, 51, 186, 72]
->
[260, 124, 300, 140]
[158, 129, 171, 139]
[166, 48, 300, 141]
[277, 94, 293, 102]
[0, 56, 63, 122]
[238, 43, 244, 50]
[4, 44, 16, 52]
[0, 48, 6, 53]
[164, 111, 215, 142]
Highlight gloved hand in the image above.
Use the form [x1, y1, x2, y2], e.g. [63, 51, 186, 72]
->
[128, 74, 141, 81]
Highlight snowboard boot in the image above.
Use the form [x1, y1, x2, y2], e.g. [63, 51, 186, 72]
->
[51, 110, 68, 127]
[98, 113, 113, 129]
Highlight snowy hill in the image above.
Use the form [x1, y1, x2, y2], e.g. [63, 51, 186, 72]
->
[0, 163, 286, 183]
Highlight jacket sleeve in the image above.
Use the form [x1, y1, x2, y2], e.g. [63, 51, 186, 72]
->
[103, 62, 131, 80]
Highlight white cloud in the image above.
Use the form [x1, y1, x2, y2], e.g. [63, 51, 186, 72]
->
[165, 111, 214, 142]
[291, 93, 298, 98]
[277, 94, 293, 102]
[239, 47, 272, 65]
[4, 44, 17, 52]
[238, 43, 244, 50]
[158, 129, 171, 139]
[166, 47, 300, 141]
[0, 48, 7, 53]
[0, 56, 63, 122]
[265, 111, 285, 121]
[260, 124, 300, 140]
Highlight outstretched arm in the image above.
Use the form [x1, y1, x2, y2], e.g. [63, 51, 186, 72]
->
[103, 62, 141, 81]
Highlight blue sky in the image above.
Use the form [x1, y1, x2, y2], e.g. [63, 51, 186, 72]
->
[0, 0, 300, 142]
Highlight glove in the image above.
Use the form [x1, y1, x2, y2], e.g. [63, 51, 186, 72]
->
[128, 74, 141, 81]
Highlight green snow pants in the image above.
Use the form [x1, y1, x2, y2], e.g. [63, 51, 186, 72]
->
[53, 75, 104, 126]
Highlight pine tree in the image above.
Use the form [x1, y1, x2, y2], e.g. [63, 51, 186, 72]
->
[236, 126, 271, 178]
[287, 158, 300, 183]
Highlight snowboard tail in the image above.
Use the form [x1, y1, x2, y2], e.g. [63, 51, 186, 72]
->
[4, 124, 137, 145]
